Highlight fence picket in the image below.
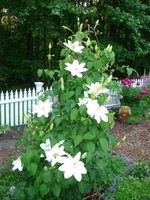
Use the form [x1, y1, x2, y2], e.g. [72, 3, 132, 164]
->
[19, 89, 23, 125]
[23, 89, 28, 124]
[5, 91, 10, 125]
[10, 91, 14, 126]
[14, 90, 19, 125]
[0, 92, 5, 125]
[28, 88, 32, 116]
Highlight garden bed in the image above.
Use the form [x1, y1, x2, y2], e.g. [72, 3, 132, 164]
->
[112, 119, 150, 162]
[0, 119, 150, 169]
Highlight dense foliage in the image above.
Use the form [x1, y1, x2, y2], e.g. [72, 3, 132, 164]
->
[0, 22, 125, 200]
[0, 0, 150, 89]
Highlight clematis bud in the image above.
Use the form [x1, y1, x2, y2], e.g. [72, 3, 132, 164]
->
[86, 38, 91, 46]
[121, 135, 126, 142]
[81, 152, 87, 159]
[50, 123, 54, 130]
[60, 77, 64, 91]
[24, 113, 30, 121]
[107, 75, 112, 83]
[44, 166, 48, 171]
[116, 142, 121, 147]
[106, 44, 112, 52]
[106, 95, 111, 103]
[96, 20, 99, 26]
[49, 43, 52, 49]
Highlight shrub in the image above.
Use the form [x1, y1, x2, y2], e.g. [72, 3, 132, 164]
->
[105, 161, 150, 200]
[125, 115, 143, 124]
[112, 176, 150, 200]
[4, 21, 125, 200]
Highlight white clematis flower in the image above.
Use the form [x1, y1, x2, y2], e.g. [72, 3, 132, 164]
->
[65, 60, 88, 78]
[86, 99, 108, 123]
[46, 140, 66, 166]
[59, 152, 87, 182]
[87, 82, 109, 97]
[12, 157, 23, 171]
[86, 99, 99, 117]
[40, 140, 66, 166]
[40, 138, 51, 154]
[78, 91, 89, 106]
[63, 40, 84, 53]
[33, 99, 53, 117]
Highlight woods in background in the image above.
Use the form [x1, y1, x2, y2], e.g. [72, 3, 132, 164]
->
[0, 0, 149, 89]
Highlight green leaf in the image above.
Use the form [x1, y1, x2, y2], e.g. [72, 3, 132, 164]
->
[74, 135, 83, 147]
[40, 184, 50, 198]
[109, 135, 117, 148]
[70, 108, 79, 121]
[44, 69, 55, 78]
[27, 162, 37, 176]
[65, 100, 76, 113]
[79, 105, 86, 115]
[127, 67, 133, 76]
[37, 69, 43, 77]
[65, 91, 74, 100]
[86, 152, 93, 163]
[86, 142, 95, 153]
[64, 141, 73, 154]
[22, 150, 33, 165]
[51, 183, 61, 197]
[75, 86, 83, 98]
[42, 171, 53, 184]
[55, 116, 61, 126]
[56, 171, 63, 183]
[83, 132, 95, 140]
[99, 138, 108, 153]
[78, 182, 86, 194]
[96, 159, 106, 170]
[32, 151, 40, 164]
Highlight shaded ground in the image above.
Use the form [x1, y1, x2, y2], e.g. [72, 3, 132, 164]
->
[0, 120, 150, 169]
[0, 126, 25, 169]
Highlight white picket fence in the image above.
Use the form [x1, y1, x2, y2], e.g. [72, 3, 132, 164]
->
[0, 82, 44, 126]
[130, 78, 144, 88]
[0, 78, 146, 127]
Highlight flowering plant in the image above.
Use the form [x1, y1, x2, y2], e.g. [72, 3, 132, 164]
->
[121, 77, 150, 117]
[121, 77, 142, 103]
[11, 21, 123, 199]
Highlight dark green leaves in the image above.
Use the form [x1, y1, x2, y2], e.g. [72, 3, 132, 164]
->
[74, 135, 83, 147]
[70, 107, 79, 121]
[99, 138, 109, 153]
[27, 162, 37, 176]
[40, 184, 50, 198]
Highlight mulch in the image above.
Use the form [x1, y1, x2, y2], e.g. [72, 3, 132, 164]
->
[0, 120, 150, 170]
[111, 119, 150, 162]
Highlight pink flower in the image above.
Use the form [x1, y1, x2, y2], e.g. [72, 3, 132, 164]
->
[125, 78, 130, 82]
[136, 93, 141, 99]
[128, 80, 132, 86]
[136, 82, 140, 86]
[141, 87, 149, 95]
[121, 80, 126, 86]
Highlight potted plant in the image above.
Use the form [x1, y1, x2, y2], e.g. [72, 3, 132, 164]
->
[119, 106, 131, 122]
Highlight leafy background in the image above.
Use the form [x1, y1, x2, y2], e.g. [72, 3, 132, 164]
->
[0, 0, 149, 90]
